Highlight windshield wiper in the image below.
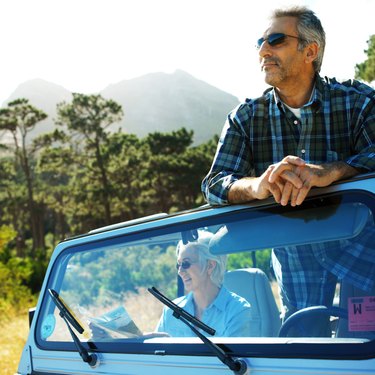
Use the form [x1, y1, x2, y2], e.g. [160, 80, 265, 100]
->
[48, 289, 99, 368]
[149, 286, 215, 335]
[148, 287, 248, 375]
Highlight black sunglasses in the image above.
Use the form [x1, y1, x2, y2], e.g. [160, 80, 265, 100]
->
[176, 260, 197, 270]
[256, 33, 304, 49]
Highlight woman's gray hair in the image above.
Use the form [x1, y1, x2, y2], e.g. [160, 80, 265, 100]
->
[176, 230, 227, 288]
[271, 6, 326, 73]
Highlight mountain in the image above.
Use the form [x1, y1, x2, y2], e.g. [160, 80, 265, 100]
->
[2, 70, 240, 145]
[4, 79, 72, 139]
[101, 70, 239, 144]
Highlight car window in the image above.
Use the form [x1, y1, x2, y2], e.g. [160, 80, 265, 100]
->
[40, 233, 180, 342]
[36, 191, 375, 357]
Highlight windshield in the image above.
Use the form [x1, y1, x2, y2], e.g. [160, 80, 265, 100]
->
[36, 191, 375, 355]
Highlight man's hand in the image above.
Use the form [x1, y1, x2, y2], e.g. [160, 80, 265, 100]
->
[228, 156, 305, 204]
[265, 156, 306, 204]
[228, 155, 359, 206]
[268, 157, 360, 206]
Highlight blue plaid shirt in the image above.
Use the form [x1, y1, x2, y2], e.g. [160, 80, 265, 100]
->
[202, 75, 375, 205]
[272, 215, 375, 312]
[202, 75, 375, 312]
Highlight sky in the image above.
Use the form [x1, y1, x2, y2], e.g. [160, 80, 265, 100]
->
[0, 0, 374, 105]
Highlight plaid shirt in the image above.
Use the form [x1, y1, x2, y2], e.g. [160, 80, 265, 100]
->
[272, 216, 375, 312]
[202, 75, 375, 205]
[202, 75, 375, 312]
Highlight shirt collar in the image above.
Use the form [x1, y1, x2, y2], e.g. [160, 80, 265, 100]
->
[313, 74, 325, 107]
[206, 286, 228, 312]
[184, 287, 228, 313]
[270, 74, 323, 111]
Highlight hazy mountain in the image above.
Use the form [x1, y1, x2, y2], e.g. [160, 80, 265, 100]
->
[3, 79, 72, 139]
[101, 70, 239, 144]
[2, 70, 239, 145]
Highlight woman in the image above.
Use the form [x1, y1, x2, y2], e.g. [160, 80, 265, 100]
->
[156, 231, 252, 337]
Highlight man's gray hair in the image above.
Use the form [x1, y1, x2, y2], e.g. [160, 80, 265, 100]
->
[176, 230, 227, 287]
[272, 6, 326, 73]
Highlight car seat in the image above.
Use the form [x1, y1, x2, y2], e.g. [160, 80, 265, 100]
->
[223, 268, 281, 337]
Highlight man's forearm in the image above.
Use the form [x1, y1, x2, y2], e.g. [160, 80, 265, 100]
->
[228, 161, 361, 205]
[308, 161, 361, 187]
[228, 177, 268, 203]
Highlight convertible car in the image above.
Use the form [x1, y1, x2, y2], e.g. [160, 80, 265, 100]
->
[18, 172, 375, 375]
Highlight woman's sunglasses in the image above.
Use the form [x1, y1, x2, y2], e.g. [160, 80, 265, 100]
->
[176, 260, 197, 270]
[256, 33, 304, 49]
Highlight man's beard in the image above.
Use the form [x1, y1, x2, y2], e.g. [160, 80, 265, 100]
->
[262, 58, 286, 86]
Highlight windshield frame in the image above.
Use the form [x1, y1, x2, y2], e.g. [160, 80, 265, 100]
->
[34, 189, 375, 360]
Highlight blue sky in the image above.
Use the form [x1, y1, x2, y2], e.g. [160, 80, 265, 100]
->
[0, 0, 374, 105]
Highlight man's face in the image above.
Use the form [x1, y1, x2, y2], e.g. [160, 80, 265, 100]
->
[258, 16, 307, 88]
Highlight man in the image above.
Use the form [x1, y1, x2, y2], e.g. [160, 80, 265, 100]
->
[202, 6, 375, 334]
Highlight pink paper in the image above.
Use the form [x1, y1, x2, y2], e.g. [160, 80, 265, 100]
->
[348, 296, 375, 332]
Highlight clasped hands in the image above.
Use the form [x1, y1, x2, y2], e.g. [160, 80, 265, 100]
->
[257, 155, 330, 206]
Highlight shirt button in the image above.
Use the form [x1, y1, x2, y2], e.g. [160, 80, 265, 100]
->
[294, 120, 298, 125]
[301, 149, 306, 154]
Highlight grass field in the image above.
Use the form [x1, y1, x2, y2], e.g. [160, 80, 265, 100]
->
[0, 312, 29, 375]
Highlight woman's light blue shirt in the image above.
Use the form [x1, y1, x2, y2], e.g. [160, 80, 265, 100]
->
[156, 287, 252, 337]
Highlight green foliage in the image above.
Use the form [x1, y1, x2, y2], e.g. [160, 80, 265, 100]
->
[0, 225, 17, 261]
[143, 128, 217, 213]
[146, 128, 193, 154]
[0, 225, 34, 318]
[0, 98, 47, 136]
[355, 35, 375, 83]
[228, 249, 274, 279]
[0, 257, 34, 318]
[62, 244, 177, 307]
[56, 93, 124, 226]
[0, 98, 48, 253]
[0, 93, 219, 303]
[56, 93, 123, 136]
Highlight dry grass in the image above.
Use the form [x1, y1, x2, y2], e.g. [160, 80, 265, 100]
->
[124, 287, 164, 332]
[0, 313, 29, 375]
[47, 287, 165, 342]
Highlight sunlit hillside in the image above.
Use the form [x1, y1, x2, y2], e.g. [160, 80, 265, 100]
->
[2, 70, 239, 146]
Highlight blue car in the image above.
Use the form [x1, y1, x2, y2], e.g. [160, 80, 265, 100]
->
[18, 172, 375, 374]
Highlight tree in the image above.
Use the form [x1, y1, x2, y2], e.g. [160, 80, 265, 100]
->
[104, 132, 146, 221]
[56, 94, 123, 225]
[36, 136, 74, 243]
[172, 135, 219, 210]
[0, 99, 48, 252]
[0, 158, 28, 256]
[143, 128, 194, 213]
[142, 128, 217, 213]
[355, 35, 375, 83]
